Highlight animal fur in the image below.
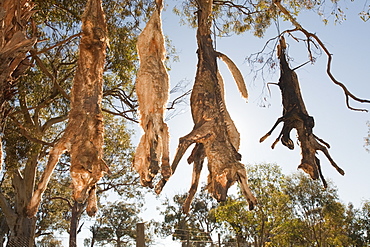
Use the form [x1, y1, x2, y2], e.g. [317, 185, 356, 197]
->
[156, 0, 256, 213]
[260, 36, 344, 187]
[133, 0, 171, 188]
[26, 0, 108, 217]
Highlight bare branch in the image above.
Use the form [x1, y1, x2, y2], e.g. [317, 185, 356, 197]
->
[274, 0, 370, 111]
[9, 116, 54, 146]
[31, 33, 82, 56]
[166, 89, 191, 110]
[49, 196, 73, 209]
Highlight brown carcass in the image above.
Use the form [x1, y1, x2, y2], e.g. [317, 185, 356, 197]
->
[260, 36, 344, 187]
[156, 0, 256, 213]
[26, 0, 108, 217]
[133, 0, 171, 188]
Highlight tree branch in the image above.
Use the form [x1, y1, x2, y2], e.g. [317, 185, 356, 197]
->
[274, 0, 370, 111]
[49, 196, 73, 209]
[31, 32, 82, 56]
[0, 191, 17, 227]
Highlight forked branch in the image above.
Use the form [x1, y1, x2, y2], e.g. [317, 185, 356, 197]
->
[274, 0, 370, 111]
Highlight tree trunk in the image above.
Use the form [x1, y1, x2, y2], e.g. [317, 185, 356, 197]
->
[0, 0, 36, 163]
[0, 216, 8, 247]
[0, 1, 37, 245]
[6, 217, 36, 247]
[69, 202, 85, 247]
[2, 141, 42, 247]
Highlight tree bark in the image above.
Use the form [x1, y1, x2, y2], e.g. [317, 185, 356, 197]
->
[0, 0, 36, 165]
[69, 202, 85, 247]
[0, 1, 37, 243]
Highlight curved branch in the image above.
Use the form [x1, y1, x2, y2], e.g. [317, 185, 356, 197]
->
[49, 196, 73, 209]
[41, 114, 68, 133]
[275, 0, 370, 111]
[9, 116, 54, 146]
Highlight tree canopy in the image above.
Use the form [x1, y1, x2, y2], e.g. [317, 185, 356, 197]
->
[0, 0, 369, 245]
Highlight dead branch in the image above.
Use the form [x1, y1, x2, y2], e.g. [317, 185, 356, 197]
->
[274, 0, 370, 111]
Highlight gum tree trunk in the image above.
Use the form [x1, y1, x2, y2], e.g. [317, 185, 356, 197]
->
[0, 0, 37, 246]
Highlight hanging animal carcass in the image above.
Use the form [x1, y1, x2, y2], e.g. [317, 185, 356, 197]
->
[26, 0, 108, 217]
[156, 0, 256, 213]
[260, 36, 345, 187]
[133, 0, 171, 189]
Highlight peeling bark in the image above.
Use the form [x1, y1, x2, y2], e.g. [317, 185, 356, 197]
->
[133, 0, 171, 188]
[0, 0, 36, 169]
[156, 0, 256, 212]
[260, 36, 344, 187]
[0, 1, 39, 245]
[26, 0, 108, 218]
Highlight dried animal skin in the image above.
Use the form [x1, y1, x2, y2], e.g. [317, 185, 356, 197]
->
[133, 0, 170, 188]
[260, 36, 344, 187]
[156, 0, 256, 212]
[216, 52, 248, 101]
[26, 0, 108, 217]
[181, 72, 240, 213]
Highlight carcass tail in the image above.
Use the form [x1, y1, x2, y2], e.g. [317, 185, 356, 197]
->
[216, 51, 248, 101]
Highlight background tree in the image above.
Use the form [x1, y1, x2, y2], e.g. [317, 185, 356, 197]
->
[284, 172, 351, 246]
[159, 186, 219, 247]
[215, 163, 291, 247]
[358, 200, 370, 246]
[84, 201, 148, 247]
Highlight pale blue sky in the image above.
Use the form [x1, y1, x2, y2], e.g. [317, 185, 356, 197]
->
[74, 1, 370, 245]
[157, 0, 370, 205]
[140, 1, 370, 245]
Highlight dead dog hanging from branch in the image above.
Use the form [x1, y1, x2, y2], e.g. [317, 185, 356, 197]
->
[133, 0, 171, 189]
[260, 36, 344, 188]
[156, 0, 256, 213]
[26, 0, 109, 217]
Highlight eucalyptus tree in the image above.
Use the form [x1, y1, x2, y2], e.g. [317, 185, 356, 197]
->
[0, 0, 151, 245]
[159, 187, 220, 247]
[284, 172, 352, 246]
[83, 201, 154, 247]
[214, 163, 291, 247]
[358, 200, 370, 245]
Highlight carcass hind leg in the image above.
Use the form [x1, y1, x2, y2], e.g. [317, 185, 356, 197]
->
[317, 142, 345, 176]
[155, 122, 212, 194]
[237, 169, 257, 210]
[183, 144, 205, 213]
[26, 141, 68, 217]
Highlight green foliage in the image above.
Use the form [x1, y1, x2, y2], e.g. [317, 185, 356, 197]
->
[36, 234, 63, 247]
[158, 186, 219, 245]
[85, 201, 154, 247]
[212, 163, 368, 246]
[172, 0, 349, 38]
[215, 163, 291, 246]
